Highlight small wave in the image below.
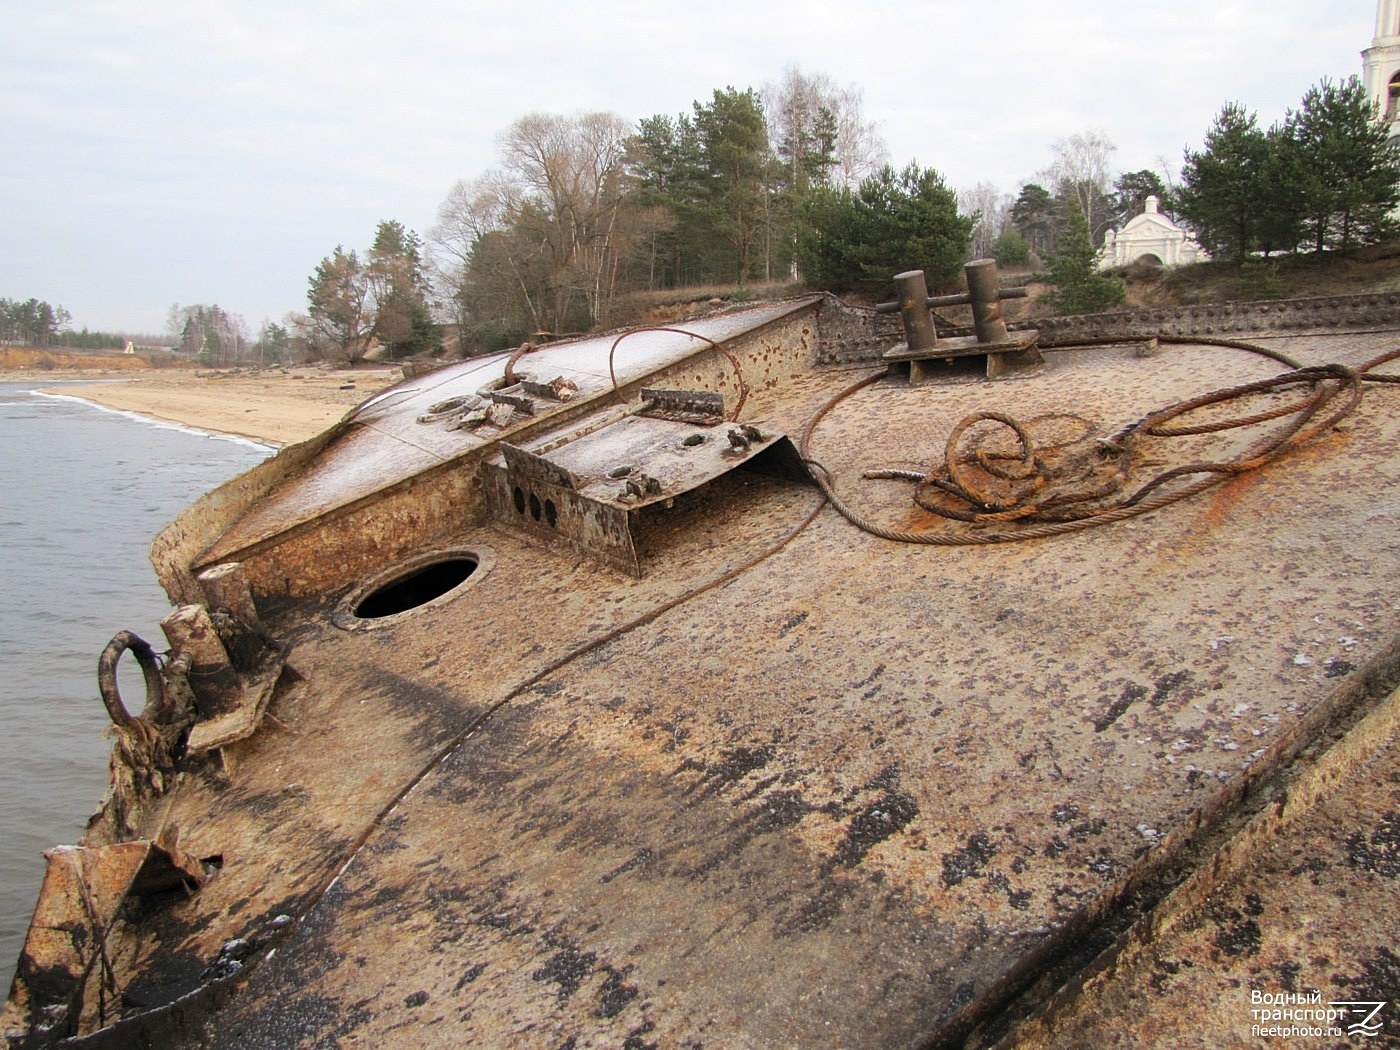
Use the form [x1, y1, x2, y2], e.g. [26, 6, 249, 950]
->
[28, 390, 277, 450]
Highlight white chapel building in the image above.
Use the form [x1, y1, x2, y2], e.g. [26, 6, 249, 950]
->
[1098, 196, 1208, 270]
[1363, 0, 1400, 141]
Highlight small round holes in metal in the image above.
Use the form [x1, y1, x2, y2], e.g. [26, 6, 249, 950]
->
[513, 486, 526, 514]
[608, 465, 634, 479]
[529, 493, 542, 521]
[544, 499, 558, 528]
[333, 546, 495, 631]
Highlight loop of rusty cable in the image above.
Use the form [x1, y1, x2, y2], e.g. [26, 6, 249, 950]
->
[798, 336, 1400, 546]
[941, 412, 1043, 510]
[502, 340, 536, 386]
[608, 326, 750, 421]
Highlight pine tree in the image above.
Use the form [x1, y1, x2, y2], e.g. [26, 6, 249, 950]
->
[1043, 201, 1124, 315]
[692, 88, 773, 284]
[799, 163, 973, 294]
[1176, 104, 1270, 264]
[1283, 77, 1400, 252]
[1010, 183, 1060, 259]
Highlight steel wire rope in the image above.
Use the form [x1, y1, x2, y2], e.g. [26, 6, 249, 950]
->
[281, 485, 828, 960]
[798, 336, 1399, 546]
[607, 326, 750, 421]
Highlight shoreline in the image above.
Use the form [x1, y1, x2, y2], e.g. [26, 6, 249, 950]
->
[8, 366, 403, 447]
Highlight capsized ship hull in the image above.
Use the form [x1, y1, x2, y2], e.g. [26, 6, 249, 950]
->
[5, 290, 1399, 1047]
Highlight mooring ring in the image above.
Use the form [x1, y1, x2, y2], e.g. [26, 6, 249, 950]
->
[97, 631, 164, 729]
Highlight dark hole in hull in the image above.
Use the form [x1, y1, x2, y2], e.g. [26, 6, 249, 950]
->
[353, 557, 478, 618]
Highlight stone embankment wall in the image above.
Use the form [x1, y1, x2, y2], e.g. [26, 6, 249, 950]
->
[815, 291, 1400, 366]
[1034, 291, 1400, 344]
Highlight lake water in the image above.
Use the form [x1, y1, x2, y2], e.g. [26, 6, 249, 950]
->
[0, 382, 272, 977]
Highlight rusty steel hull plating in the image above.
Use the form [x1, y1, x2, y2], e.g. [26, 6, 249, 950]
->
[4, 298, 1400, 1048]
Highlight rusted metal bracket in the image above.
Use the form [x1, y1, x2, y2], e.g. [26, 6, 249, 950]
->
[158, 604, 287, 762]
[487, 389, 535, 415]
[484, 411, 808, 576]
[639, 388, 725, 425]
[880, 259, 1043, 382]
[131, 565, 293, 764]
[501, 442, 579, 491]
[421, 379, 583, 434]
[3, 834, 206, 1043]
[520, 377, 579, 403]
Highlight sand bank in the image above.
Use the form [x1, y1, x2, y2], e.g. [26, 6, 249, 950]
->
[29, 366, 404, 446]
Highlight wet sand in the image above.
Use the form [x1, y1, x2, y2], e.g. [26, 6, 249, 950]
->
[26, 366, 404, 446]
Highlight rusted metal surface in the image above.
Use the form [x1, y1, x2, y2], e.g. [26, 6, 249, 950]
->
[6, 305, 1400, 1047]
[882, 261, 1042, 382]
[484, 409, 808, 575]
[1003, 679, 1400, 1048]
[188, 302, 821, 600]
[3, 837, 205, 1046]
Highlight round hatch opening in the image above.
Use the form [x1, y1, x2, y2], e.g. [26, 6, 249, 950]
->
[357, 558, 476, 618]
[334, 546, 494, 630]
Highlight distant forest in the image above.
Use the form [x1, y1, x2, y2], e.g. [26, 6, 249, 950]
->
[0, 296, 165, 351]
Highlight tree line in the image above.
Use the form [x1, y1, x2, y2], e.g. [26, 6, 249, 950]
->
[297, 69, 988, 361]
[0, 297, 164, 351]
[17, 73, 1399, 367]
[310, 70, 1400, 362]
[995, 76, 1400, 271]
[1175, 77, 1400, 262]
[1, 298, 74, 347]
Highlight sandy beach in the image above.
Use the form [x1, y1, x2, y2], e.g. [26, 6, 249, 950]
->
[23, 366, 405, 446]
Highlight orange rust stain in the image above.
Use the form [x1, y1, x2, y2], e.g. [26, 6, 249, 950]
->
[895, 505, 939, 534]
[1161, 428, 1350, 560]
[1196, 471, 1260, 534]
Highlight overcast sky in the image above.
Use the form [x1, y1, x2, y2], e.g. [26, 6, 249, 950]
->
[0, 1, 1378, 335]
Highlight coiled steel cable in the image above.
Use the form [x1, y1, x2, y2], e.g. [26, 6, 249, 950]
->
[799, 338, 1400, 546]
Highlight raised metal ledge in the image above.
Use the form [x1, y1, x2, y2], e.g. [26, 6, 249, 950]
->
[483, 411, 808, 576]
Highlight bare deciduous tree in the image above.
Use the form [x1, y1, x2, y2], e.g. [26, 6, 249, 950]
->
[1038, 130, 1118, 243]
[428, 172, 522, 327]
[499, 111, 635, 329]
[958, 182, 1013, 261]
[763, 66, 888, 189]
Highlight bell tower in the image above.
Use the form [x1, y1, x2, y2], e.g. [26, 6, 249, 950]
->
[1363, 0, 1400, 138]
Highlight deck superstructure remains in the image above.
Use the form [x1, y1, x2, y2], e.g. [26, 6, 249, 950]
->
[5, 290, 1399, 1048]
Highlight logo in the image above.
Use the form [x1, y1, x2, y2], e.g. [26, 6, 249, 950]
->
[1329, 1001, 1387, 1039]
[1249, 990, 1388, 1039]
